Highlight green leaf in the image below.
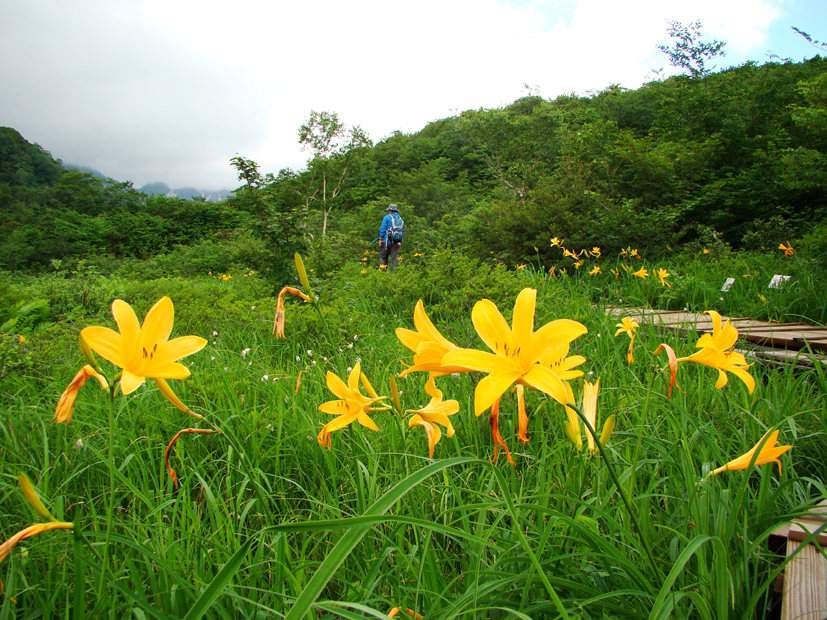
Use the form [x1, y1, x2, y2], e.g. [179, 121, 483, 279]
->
[182, 538, 255, 620]
[283, 456, 477, 620]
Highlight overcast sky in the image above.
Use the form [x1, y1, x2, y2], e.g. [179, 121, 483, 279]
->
[1, 0, 825, 191]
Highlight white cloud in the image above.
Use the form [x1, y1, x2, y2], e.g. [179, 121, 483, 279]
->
[0, 0, 788, 190]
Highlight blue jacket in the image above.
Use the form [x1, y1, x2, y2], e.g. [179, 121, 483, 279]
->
[378, 213, 403, 244]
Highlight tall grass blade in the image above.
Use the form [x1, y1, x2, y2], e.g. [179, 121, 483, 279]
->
[284, 456, 477, 620]
[182, 538, 255, 620]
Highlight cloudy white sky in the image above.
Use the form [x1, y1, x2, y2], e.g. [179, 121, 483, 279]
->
[1, 0, 825, 191]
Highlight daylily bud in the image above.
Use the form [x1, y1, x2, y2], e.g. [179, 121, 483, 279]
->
[78, 334, 103, 374]
[294, 253, 315, 301]
[54, 365, 108, 424]
[17, 473, 57, 522]
[599, 415, 616, 448]
[389, 375, 401, 412]
[563, 410, 583, 448]
[154, 378, 202, 419]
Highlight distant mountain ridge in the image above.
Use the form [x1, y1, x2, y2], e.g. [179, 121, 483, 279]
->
[61, 165, 234, 202]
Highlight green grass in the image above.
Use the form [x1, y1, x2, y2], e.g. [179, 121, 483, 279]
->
[1, 248, 825, 619]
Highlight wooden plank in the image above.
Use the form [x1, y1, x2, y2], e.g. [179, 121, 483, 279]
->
[747, 348, 827, 370]
[781, 541, 827, 620]
[604, 307, 827, 353]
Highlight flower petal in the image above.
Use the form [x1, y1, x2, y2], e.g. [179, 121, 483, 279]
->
[120, 370, 146, 395]
[140, 296, 175, 348]
[396, 327, 427, 353]
[319, 399, 360, 415]
[472, 299, 513, 357]
[531, 319, 588, 362]
[151, 336, 207, 366]
[356, 410, 379, 431]
[112, 300, 141, 368]
[348, 363, 362, 392]
[326, 371, 353, 400]
[441, 349, 500, 373]
[474, 370, 522, 415]
[521, 364, 568, 405]
[80, 326, 126, 368]
[413, 300, 456, 351]
[511, 289, 536, 358]
[137, 361, 191, 380]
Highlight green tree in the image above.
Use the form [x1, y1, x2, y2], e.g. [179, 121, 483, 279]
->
[298, 110, 372, 235]
[229, 156, 309, 285]
[657, 20, 726, 79]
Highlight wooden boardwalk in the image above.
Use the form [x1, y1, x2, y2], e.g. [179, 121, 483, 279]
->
[608, 307, 827, 617]
[605, 307, 827, 369]
[769, 501, 827, 620]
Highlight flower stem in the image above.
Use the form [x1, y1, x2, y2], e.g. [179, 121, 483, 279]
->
[570, 403, 662, 580]
[627, 365, 657, 497]
[97, 384, 118, 605]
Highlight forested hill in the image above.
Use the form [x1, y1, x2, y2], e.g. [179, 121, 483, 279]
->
[0, 128, 245, 270]
[2, 55, 827, 275]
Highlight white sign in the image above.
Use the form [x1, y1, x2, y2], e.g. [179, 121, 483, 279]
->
[721, 278, 736, 292]
[768, 275, 792, 289]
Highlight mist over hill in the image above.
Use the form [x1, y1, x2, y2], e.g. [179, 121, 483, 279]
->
[60, 164, 234, 202]
[139, 182, 234, 202]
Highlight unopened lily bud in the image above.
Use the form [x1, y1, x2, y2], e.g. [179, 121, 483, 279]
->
[389, 375, 401, 412]
[154, 378, 202, 419]
[293, 253, 315, 301]
[563, 417, 583, 449]
[599, 415, 616, 448]
[78, 334, 103, 374]
[17, 473, 57, 522]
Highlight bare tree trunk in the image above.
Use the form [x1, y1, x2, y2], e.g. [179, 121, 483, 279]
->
[321, 171, 328, 236]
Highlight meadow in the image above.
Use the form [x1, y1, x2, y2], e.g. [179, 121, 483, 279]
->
[1, 244, 826, 620]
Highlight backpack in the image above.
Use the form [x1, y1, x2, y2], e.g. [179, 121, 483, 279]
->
[388, 213, 404, 243]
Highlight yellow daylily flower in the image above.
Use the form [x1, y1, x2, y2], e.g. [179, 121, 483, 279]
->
[779, 241, 794, 257]
[657, 268, 671, 288]
[632, 267, 648, 279]
[550, 237, 563, 247]
[406, 376, 459, 458]
[396, 300, 469, 377]
[317, 364, 390, 449]
[54, 364, 108, 424]
[81, 297, 206, 396]
[590, 247, 601, 258]
[703, 248, 710, 255]
[589, 266, 601, 276]
[1, 522, 74, 565]
[614, 317, 639, 364]
[442, 288, 588, 416]
[706, 429, 791, 478]
[539, 342, 586, 382]
[677, 310, 755, 393]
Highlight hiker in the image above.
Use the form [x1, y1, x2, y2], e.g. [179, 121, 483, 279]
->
[378, 203, 404, 272]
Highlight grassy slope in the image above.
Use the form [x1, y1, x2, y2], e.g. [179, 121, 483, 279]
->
[1, 248, 825, 619]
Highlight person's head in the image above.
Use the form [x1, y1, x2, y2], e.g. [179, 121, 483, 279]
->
[387, 204, 398, 213]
